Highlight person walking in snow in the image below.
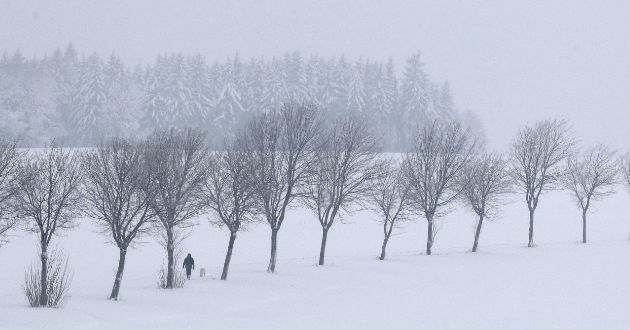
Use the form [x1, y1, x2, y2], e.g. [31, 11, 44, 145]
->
[183, 253, 195, 280]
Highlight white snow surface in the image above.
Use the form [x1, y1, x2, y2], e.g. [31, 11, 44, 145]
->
[0, 191, 628, 330]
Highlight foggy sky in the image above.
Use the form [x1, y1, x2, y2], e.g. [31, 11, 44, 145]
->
[1, 0, 628, 151]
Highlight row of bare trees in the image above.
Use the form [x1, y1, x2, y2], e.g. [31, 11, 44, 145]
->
[0, 104, 628, 307]
[365, 118, 628, 259]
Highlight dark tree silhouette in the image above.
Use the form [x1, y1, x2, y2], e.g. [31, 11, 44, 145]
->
[302, 115, 378, 265]
[563, 144, 617, 243]
[203, 134, 257, 280]
[0, 137, 23, 247]
[14, 142, 82, 306]
[368, 159, 413, 260]
[510, 119, 574, 247]
[246, 102, 320, 272]
[458, 153, 511, 252]
[403, 120, 475, 255]
[82, 137, 156, 299]
[143, 128, 208, 288]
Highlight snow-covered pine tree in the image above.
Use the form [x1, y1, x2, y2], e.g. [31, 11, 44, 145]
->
[0, 51, 29, 141]
[260, 57, 288, 113]
[398, 52, 430, 150]
[438, 82, 456, 121]
[186, 54, 215, 129]
[284, 51, 309, 102]
[52, 44, 80, 143]
[24, 53, 59, 146]
[345, 59, 367, 114]
[214, 55, 246, 138]
[101, 52, 144, 139]
[364, 61, 395, 150]
[142, 54, 191, 132]
[69, 53, 108, 145]
[329, 56, 351, 119]
[243, 58, 266, 114]
[304, 55, 323, 108]
[380, 59, 399, 150]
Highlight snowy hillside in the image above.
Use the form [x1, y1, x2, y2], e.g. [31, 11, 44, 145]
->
[0, 190, 628, 330]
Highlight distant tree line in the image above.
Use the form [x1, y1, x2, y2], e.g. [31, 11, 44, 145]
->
[0, 44, 483, 149]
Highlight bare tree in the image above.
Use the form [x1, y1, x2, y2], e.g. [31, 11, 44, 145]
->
[368, 159, 413, 260]
[143, 128, 208, 288]
[203, 135, 257, 280]
[403, 120, 475, 255]
[621, 151, 630, 241]
[302, 116, 379, 265]
[621, 151, 630, 191]
[509, 119, 574, 247]
[246, 101, 320, 273]
[82, 137, 156, 299]
[0, 137, 23, 247]
[563, 144, 617, 243]
[458, 153, 511, 252]
[14, 142, 83, 307]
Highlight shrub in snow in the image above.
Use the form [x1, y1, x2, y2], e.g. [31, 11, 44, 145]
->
[158, 264, 185, 289]
[23, 248, 72, 308]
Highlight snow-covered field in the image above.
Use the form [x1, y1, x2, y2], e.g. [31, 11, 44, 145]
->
[0, 191, 628, 330]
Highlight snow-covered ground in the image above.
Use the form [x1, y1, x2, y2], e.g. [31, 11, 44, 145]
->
[0, 191, 628, 329]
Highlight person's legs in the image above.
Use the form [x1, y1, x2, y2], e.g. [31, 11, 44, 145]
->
[185, 267, 191, 280]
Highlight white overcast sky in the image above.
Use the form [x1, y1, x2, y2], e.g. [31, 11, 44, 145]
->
[1, 0, 628, 151]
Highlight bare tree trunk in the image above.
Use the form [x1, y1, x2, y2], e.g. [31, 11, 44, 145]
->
[528, 209, 535, 247]
[472, 215, 483, 252]
[166, 228, 174, 289]
[380, 221, 394, 260]
[379, 236, 389, 260]
[110, 247, 127, 300]
[267, 229, 278, 273]
[221, 232, 237, 280]
[582, 210, 587, 244]
[426, 217, 433, 255]
[39, 246, 48, 306]
[318, 227, 329, 265]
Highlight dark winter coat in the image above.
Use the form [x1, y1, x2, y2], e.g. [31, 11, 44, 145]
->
[183, 255, 195, 271]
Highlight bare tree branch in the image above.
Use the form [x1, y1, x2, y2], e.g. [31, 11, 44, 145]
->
[509, 119, 574, 247]
[301, 115, 379, 265]
[0, 137, 23, 247]
[14, 141, 83, 306]
[203, 134, 258, 280]
[620, 151, 630, 192]
[368, 159, 414, 260]
[403, 120, 475, 255]
[142, 128, 208, 288]
[82, 137, 157, 299]
[458, 152, 511, 252]
[245, 101, 321, 273]
[563, 144, 617, 243]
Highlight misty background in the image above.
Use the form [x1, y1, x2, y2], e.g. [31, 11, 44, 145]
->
[1, 0, 628, 151]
